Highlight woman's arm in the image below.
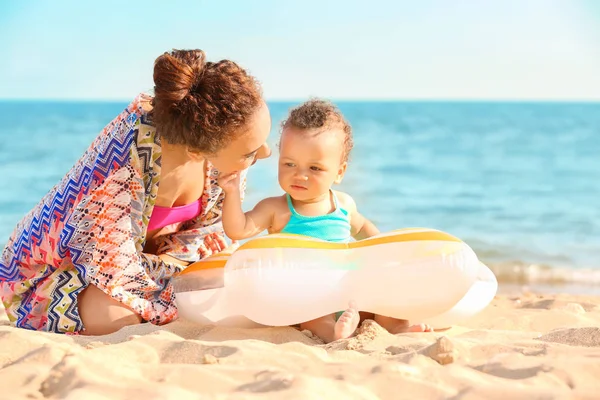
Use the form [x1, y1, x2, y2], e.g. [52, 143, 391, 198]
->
[66, 164, 187, 324]
[158, 253, 189, 266]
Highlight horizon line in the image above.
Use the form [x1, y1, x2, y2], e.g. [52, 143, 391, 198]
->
[1, 96, 599, 104]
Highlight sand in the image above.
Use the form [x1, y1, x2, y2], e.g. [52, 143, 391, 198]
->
[2, 290, 600, 399]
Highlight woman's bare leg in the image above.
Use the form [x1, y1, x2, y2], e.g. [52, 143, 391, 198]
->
[78, 284, 142, 336]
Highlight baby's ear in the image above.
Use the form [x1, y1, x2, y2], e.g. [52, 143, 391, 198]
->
[334, 162, 348, 184]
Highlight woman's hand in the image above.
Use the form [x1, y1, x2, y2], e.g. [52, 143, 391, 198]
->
[156, 234, 228, 264]
[198, 233, 228, 258]
[204, 233, 227, 253]
[217, 171, 241, 194]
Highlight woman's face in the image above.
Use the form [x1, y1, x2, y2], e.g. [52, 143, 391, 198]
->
[207, 102, 272, 175]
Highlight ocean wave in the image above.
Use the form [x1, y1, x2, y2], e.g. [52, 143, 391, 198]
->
[485, 260, 600, 286]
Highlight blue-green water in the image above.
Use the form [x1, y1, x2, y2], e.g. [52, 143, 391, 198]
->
[1, 99, 599, 288]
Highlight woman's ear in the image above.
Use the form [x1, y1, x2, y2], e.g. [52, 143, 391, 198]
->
[334, 162, 348, 184]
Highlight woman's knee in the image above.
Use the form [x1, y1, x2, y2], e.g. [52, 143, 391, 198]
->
[77, 284, 142, 336]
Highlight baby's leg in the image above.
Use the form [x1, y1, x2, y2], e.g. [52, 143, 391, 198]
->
[300, 307, 360, 343]
[374, 315, 434, 334]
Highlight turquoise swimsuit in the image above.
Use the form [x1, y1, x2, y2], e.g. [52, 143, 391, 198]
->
[280, 191, 351, 243]
[280, 190, 351, 321]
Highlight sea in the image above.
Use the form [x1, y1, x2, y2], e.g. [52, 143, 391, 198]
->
[0, 99, 599, 293]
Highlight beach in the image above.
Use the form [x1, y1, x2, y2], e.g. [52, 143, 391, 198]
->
[2, 1, 599, 397]
[2, 287, 600, 399]
[1, 100, 598, 399]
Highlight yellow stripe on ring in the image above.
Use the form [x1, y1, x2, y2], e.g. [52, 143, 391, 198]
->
[178, 229, 462, 275]
[238, 230, 461, 250]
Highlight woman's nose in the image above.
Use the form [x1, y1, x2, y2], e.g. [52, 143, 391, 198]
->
[256, 143, 271, 160]
[251, 143, 271, 166]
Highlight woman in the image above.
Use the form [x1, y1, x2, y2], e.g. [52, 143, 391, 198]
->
[0, 49, 272, 335]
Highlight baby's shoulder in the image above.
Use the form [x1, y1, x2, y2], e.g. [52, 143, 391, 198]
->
[256, 194, 288, 211]
[333, 190, 357, 212]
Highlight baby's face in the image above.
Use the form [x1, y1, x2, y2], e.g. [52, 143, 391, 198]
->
[278, 127, 347, 202]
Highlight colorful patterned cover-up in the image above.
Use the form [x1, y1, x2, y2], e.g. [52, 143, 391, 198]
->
[0, 93, 246, 333]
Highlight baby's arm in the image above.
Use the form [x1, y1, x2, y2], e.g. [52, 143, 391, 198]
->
[336, 191, 380, 240]
[218, 172, 275, 241]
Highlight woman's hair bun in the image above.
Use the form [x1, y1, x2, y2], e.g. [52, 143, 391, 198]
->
[149, 48, 263, 154]
[153, 49, 206, 105]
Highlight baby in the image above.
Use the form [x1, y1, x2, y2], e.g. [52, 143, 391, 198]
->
[218, 99, 432, 343]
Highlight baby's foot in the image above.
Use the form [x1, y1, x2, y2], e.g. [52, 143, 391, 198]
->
[388, 321, 434, 334]
[333, 306, 360, 341]
[374, 315, 435, 334]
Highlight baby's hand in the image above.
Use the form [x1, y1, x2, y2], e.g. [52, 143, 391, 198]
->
[217, 171, 241, 194]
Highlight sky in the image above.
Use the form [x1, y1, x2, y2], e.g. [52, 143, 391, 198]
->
[1, 0, 599, 101]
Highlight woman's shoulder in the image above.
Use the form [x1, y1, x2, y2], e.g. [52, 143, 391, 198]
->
[129, 93, 157, 132]
[137, 92, 154, 114]
[117, 92, 155, 126]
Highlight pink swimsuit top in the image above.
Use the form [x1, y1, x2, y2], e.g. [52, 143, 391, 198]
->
[147, 199, 203, 232]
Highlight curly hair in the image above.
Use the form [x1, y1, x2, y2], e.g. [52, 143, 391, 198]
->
[281, 98, 353, 162]
[150, 49, 263, 154]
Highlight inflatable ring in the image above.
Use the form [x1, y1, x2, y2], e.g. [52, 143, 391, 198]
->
[173, 228, 497, 329]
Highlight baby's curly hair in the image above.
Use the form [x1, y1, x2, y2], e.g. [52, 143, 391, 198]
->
[281, 99, 353, 162]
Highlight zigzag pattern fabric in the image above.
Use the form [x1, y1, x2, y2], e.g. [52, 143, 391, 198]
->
[0, 94, 244, 333]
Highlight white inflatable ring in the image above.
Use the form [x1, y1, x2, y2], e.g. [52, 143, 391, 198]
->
[173, 228, 497, 329]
